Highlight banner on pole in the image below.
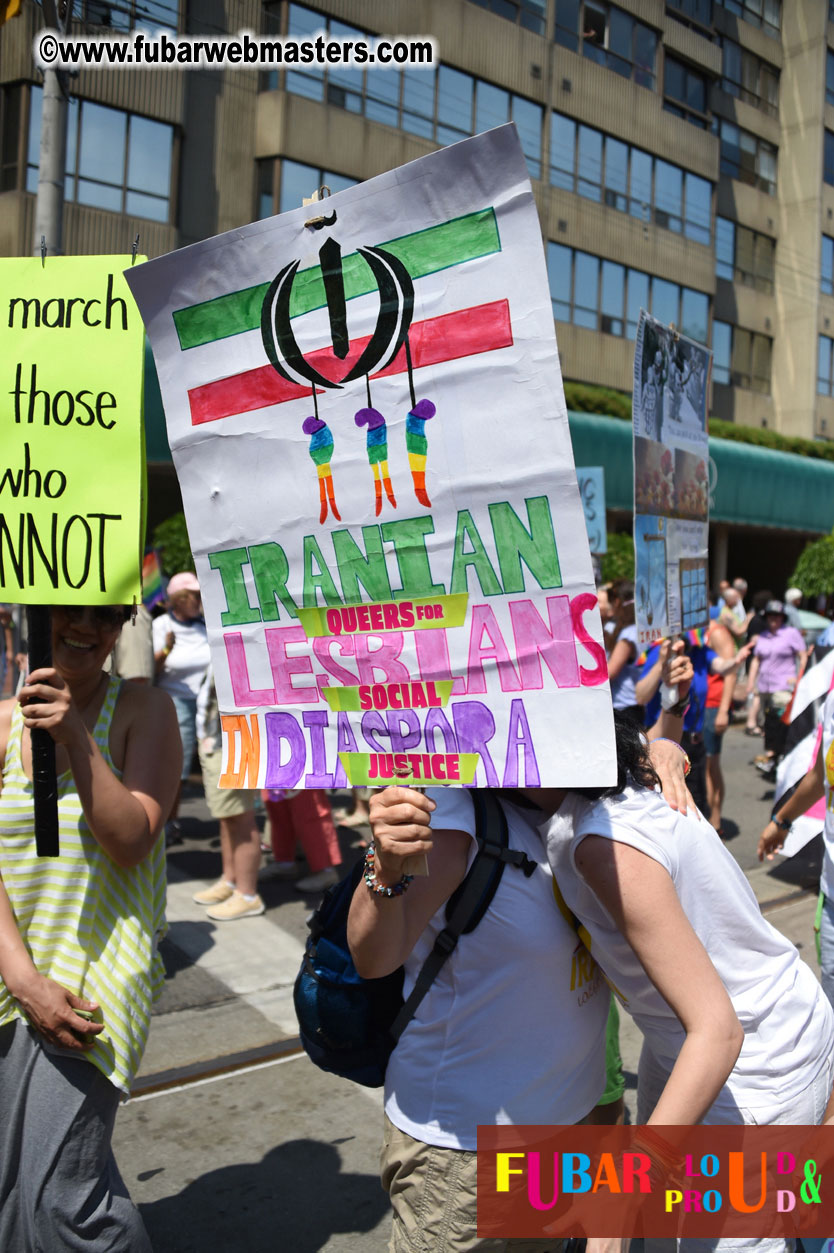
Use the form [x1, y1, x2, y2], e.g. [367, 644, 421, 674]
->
[632, 310, 711, 647]
[126, 126, 616, 790]
[1, 256, 146, 605]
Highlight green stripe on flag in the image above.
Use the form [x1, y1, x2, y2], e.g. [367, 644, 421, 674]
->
[173, 209, 500, 350]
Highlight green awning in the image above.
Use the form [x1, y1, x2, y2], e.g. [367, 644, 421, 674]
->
[568, 411, 834, 534]
[143, 378, 834, 535]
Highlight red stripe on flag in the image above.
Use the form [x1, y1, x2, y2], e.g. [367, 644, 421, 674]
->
[188, 299, 512, 426]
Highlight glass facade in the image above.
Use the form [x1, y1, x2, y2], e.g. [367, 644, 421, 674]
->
[822, 236, 834, 297]
[549, 113, 712, 244]
[547, 241, 709, 343]
[714, 0, 780, 38]
[664, 56, 709, 129]
[715, 217, 775, 292]
[270, 5, 545, 178]
[27, 85, 173, 222]
[818, 335, 834, 396]
[467, 0, 547, 35]
[714, 118, 777, 195]
[720, 37, 779, 117]
[712, 320, 772, 392]
[257, 157, 357, 218]
[554, 1, 657, 89]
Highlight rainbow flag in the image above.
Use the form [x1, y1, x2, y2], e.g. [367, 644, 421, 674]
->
[142, 550, 165, 609]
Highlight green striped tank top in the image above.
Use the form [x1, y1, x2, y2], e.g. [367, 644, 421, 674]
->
[0, 676, 167, 1093]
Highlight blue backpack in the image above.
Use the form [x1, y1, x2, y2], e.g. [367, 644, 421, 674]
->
[293, 791, 537, 1087]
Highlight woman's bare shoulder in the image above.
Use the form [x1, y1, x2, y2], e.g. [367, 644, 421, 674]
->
[0, 698, 16, 774]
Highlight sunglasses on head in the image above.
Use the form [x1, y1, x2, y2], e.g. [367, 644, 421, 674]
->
[60, 606, 128, 628]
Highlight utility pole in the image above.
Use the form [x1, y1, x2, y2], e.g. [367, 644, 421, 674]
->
[33, 0, 72, 256]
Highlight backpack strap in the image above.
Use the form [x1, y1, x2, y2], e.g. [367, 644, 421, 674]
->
[388, 792, 536, 1043]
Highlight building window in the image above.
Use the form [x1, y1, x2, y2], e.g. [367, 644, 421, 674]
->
[819, 335, 834, 395]
[712, 320, 731, 385]
[713, 321, 771, 391]
[664, 56, 709, 128]
[80, 0, 178, 32]
[714, 0, 780, 38]
[715, 217, 775, 292]
[720, 37, 779, 117]
[714, 118, 777, 195]
[256, 158, 357, 219]
[550, 112, 712, 244]
[667, 0, 713, 25]
[822, 235, 834, 296]
[26, 85, 174, 222]
[0, 85, 22, 192]
[273, 6, 544, 179]
[547, 242, 709, 343]
[467, 0, 547, 35]
[825, 131, 834, 186]
[554, 1, 658, 90]
[827, 51, 834, 108]
[715, 217, 734, 281]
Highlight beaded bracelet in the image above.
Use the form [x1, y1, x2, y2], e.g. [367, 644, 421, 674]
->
[363, 844, 413, 898]
[652, 737, 692, 777]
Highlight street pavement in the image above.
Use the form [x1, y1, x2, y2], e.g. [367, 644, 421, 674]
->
[112, 723, 825, 1252]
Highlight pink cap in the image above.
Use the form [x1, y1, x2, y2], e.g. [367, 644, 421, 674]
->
[167, 571, 200, 597]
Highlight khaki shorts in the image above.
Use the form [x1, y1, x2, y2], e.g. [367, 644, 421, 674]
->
[380, 1115, 565, 1253]
[198, 745, 259, 820]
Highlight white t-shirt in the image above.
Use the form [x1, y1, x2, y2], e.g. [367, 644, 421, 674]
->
[151, 612, 210, 700]
[818, 692, 834, 900]
[609, 624, 640, 711]
[543, 784, 833, 1108]
[384, 789, 608, 1150]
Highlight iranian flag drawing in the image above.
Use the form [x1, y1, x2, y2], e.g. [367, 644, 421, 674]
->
[126, 125, 616, 790]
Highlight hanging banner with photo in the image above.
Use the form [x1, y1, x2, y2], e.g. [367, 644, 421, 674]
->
[126, 125, 615, 791]
[0, 257, 146, 605]
[576, 467, 606, 555]
[632, 310, 711, 647]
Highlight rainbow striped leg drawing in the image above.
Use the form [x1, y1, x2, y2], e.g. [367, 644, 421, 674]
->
[355, 407, 397, 516]
[405, 398, 435, 507]
[302, 416, 341, 524]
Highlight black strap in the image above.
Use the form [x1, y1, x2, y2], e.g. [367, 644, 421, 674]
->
[388, 793, 533, 1043]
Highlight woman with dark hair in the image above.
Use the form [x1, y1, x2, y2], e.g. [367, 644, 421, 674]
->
[606, 579, 644, 726]
[747, 599, 807, 779]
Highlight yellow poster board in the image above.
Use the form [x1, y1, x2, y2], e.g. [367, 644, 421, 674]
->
[1, 256, 145, 605]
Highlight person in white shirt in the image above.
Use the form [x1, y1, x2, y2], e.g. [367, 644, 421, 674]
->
[152, 572, 210, 840]
[539, 714, 834, 1253]
[349, 730, 692, 1253]
[759, 688, 834, 1010]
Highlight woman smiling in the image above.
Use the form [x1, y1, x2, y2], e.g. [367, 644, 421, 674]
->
[0, 603, 181, 1250]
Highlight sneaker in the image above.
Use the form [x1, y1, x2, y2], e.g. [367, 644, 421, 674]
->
[193, 878, 235, 906]
[258, 860, 299, 881]
[206, 890, 265, 921]
[295, 867, 340, 894]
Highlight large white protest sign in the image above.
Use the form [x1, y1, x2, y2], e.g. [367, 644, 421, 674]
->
[127, 126, 615, 790]
[633, 310, 711, 647]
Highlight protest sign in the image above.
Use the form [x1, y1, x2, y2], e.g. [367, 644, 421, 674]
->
[127, 125, 615, 790]
[632, 310, 711, 647]
[1, 257, 145, 605]
[576, 467, 606, 554]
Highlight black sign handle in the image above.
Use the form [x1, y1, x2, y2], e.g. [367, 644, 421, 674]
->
[26, 606, 59, 858]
